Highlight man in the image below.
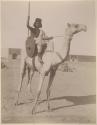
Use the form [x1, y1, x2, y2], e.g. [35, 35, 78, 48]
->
[27, 16, 53, 63]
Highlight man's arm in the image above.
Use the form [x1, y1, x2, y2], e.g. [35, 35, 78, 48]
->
[42, 36, 53, 40]
[26, 16, 33, 31]
[42, 31, 54, 40]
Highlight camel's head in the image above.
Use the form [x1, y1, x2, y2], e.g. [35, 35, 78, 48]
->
[67, 23, 87, 34]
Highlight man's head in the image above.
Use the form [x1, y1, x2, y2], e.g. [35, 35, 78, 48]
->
[33, 18, 42, 28]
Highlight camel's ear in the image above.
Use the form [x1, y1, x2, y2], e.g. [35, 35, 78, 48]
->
[67, 23, 71, 27]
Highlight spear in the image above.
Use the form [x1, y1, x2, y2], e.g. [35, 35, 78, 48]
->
[27, 0, 30, 36]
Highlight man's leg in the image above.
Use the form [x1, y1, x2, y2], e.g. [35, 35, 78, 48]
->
[37, 45, 43, 63]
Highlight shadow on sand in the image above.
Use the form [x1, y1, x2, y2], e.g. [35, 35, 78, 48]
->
[34, 95, 96, 114]
[16, 95, 96, 114]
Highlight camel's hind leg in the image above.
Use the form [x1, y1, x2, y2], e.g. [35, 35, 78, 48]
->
[15, 57, 35, 105]
[15, 59, 27, 105]
[46, 68, 56, 111]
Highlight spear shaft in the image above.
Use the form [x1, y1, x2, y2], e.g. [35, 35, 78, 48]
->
[28, 1, 30, 36]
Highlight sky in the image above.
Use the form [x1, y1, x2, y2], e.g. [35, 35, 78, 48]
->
[1, 0, 96, 56]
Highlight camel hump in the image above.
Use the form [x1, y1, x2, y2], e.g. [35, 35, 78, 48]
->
[26, 36, 36, 58]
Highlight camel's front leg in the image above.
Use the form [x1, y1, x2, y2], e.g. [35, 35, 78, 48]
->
[27, 68, 35, 93]
[32, 62, 51, 114]
[32, 73, 45, 114]
[27, 57, 35, 86]
[29, 70, 35, 93]
[46, 68, 56, 111]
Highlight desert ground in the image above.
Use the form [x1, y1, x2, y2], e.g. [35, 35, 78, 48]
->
[1, 58, 96, 123]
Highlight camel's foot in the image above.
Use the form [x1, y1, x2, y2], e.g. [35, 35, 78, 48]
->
[47, 105, 52, 112]
[48, 109, 52, 112]
[15, 100, 20, 106]
[15, 100, 23, 106]
[47, 102, 53, 112]
[48, 108, 53, 112]
[32, 106, 36, 115]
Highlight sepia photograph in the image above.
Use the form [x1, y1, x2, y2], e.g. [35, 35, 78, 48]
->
[1, 0, 96, 123]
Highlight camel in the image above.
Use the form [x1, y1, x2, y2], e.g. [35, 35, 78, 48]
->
[16, 23, 87, 114]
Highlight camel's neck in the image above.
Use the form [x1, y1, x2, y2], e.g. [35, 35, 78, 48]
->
[56, 29, 73, 62]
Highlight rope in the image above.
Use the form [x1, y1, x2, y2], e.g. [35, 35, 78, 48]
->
[54, 35, 64, 38]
